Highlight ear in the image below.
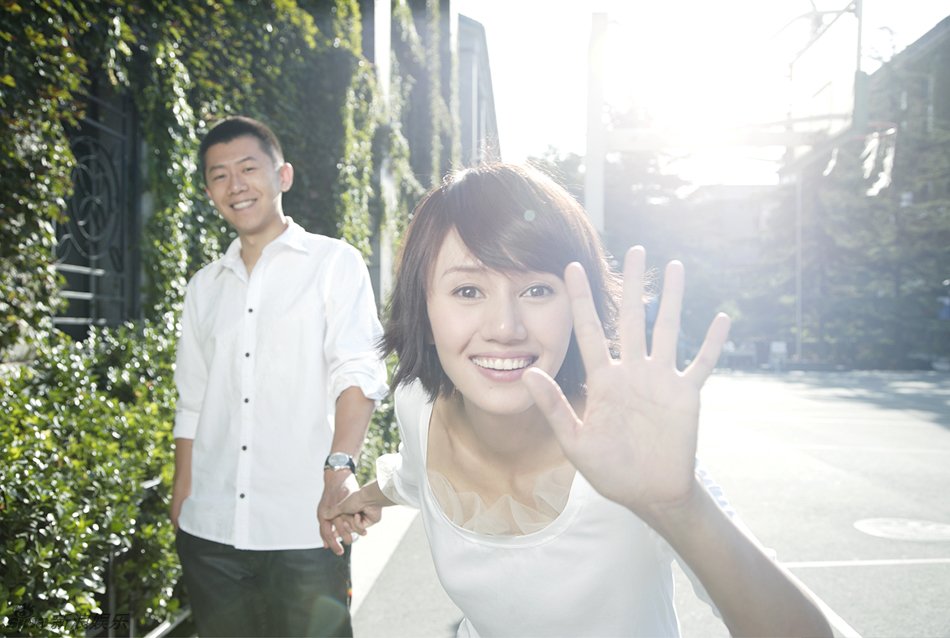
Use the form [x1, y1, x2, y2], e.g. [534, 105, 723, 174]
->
[278, 162, 294, 192]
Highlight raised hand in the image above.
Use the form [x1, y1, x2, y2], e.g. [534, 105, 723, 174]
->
[522, 246, 730, 517]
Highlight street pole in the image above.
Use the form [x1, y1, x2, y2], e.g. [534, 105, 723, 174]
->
[795, 175, 804, 361]
[788, 0, 863, 363]
[584, 12, 607, 234]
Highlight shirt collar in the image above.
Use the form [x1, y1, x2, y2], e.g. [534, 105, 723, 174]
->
[214, 217, 309, 279]
[273, 217, 309, 254]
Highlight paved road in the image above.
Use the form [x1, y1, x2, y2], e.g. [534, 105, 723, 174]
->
[350, 371, 950, 637]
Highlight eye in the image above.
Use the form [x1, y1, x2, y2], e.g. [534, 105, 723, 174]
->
[243, 166, 257, 173]
[210, 173, 226, 182]
[452, 285, 482, 299]
[522, 284, 554, 298]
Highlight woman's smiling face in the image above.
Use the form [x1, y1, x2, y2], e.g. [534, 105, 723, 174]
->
[426, 228, 574, 416]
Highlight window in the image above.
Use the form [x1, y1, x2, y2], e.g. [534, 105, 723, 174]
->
[54, 80, 141, 339]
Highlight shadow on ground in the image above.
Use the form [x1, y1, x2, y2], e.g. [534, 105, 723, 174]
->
[733, 370, 950, 429]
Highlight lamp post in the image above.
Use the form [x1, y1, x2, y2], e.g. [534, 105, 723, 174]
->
[584, 12, 607, 234]
[786, 0, 863, 362]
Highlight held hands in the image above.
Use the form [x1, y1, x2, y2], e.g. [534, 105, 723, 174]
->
[318, 470, 363, 555]
[522, 246, 730, 518]
[319, 478, 383, 556]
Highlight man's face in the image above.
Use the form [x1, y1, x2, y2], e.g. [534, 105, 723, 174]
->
[203, 135, 293, 240]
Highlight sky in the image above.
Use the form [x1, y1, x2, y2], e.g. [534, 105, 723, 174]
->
[455, 0, 949, 185]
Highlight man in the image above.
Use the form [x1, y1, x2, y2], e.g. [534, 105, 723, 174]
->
[170, 116, 387, 637]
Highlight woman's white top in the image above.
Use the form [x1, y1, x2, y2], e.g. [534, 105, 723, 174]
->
[376, 380, 727, 637]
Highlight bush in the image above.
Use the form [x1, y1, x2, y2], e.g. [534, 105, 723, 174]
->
[0, 323, 179, 636]
[358, 355, 400, 485]
[0, 0, 456, 632]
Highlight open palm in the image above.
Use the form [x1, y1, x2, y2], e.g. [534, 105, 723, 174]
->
[523, 246, 730, 516]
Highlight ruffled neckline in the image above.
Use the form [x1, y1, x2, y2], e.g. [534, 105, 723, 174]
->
[427, 463, 576, 536]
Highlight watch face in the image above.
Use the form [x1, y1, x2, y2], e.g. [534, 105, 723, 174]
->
[328, 452, 350, 467]
[326, 452, 355, 471]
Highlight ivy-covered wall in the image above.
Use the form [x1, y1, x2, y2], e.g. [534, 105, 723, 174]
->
[0, 0, 458, 634]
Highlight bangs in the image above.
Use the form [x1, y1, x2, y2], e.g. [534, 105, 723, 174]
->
[446, 167, 589, 277]
[385, 162, 620, 400]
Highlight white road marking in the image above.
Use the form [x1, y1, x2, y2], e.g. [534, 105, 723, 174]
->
[785, 557, 950, 568]
[783, 557, 950, 638]
[783, 569, 863, 638]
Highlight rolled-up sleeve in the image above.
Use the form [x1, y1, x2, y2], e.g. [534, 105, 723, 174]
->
[323, 246, 388, 402]
[172, 278, 207, 439]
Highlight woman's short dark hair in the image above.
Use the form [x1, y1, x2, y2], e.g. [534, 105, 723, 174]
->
[198, 116, 284, 179]
[383, 162, 620, 399]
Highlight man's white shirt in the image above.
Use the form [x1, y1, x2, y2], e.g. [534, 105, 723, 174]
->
[173, 219, 388, 549]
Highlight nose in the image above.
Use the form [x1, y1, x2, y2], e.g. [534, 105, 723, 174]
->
[228, 172, 248, 194]
[481, 295, 527, 343]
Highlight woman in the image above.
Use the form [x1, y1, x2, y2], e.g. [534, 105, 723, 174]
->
[326, 163, 831, 637]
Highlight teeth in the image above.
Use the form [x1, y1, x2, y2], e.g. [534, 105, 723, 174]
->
[472, 357, 533, 371]
[232, 200, 254, 210]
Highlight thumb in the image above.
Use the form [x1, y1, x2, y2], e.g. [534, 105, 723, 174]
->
[522, 367, 581, 448]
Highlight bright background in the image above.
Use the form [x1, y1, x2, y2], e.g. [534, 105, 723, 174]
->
[456, 0, 949, 184]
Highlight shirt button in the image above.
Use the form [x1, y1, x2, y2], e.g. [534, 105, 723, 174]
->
[242, 445, 247, 451]
[247, 308, 253, 313]
[244, 398, 250, 403]
[239, 493, 245, 499]
[245, 352, 250, 358]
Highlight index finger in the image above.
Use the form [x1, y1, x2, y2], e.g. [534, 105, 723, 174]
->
[320, 517, 345, 555]
[564, 262, 612, 374]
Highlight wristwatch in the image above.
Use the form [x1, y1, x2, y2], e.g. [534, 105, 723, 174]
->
[324, 452, 357, 474]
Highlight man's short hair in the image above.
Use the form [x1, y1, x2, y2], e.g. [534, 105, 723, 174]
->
[382, 162, 621, 400]
[198, 116, 284, 180]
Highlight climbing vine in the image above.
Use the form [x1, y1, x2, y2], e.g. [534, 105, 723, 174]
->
[0, 0, 452, 634]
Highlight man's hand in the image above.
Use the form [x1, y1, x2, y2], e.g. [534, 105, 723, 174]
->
[318, 470, 361, 555]
[323, 480, 390, 555]
[171, 438, 193, 531]
[170, 486, 188, 531]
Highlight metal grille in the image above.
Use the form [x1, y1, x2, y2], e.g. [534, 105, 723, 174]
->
[54, 84, 140, 339]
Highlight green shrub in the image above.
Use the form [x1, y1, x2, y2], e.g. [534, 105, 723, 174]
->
[358, 355, 400, 485]
[0, 0, 456, 632]
[0, 323, 179, 636]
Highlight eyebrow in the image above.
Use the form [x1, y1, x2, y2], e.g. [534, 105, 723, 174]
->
[438, 264, 557, 284]
[206, 156, 259, 172]
[439, 264, 489, 280]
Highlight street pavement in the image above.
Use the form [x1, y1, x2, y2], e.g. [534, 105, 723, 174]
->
[349, 371, 950, 637]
